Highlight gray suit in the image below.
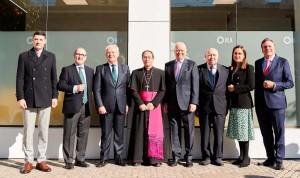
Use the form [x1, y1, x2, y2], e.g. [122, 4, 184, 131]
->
[198, 63, 229, 161]
[93, 63, 130, 161]
[164, 59, 199, 161]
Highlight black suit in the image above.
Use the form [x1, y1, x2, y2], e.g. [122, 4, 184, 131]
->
[16, 48, 58, 107]
[93, 63, 130, 161]
[198, 63, 229, 161]
[57, 64, 94, 163]
[164, 59, 199, 161]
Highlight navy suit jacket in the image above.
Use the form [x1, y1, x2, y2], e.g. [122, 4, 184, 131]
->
[57, 64, 94, 115]
[16, 48, 58, 108]
[254, 55, 294, 109]
[93, 63, 130, 115]
[198, 63, 229, 115]
[164, 59, 199, 111]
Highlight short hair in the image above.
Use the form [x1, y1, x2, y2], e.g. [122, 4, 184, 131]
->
[33, 31, 46, 38]
[231, 45, 248, 70]
[142, 50, 154, 58]
[261, 38, 275, 48]
[105, 44, 119, 53]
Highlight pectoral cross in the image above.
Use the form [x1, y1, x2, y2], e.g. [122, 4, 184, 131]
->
[145, 85, 149, 91]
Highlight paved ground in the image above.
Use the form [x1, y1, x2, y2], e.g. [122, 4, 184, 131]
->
[0, 159, 300, 178]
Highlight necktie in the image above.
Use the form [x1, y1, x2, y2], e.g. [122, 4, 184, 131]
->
[174, 61, 180, 81]
[112, 64, 117, 85]
[209, 67, 215, 88]
[263, 60, 270, 76]
[79, 67, 87, 104]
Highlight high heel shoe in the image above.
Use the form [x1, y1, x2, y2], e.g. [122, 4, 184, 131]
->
[232, 159, 242, 165]
[239, 158, 250, 168]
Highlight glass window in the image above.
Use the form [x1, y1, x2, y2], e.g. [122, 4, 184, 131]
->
[0, 0, 128, 126]
[171, 0, 297, 126]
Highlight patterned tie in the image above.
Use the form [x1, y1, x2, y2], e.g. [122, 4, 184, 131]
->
[78, 67, 87, 104]
[112, 64, 118, 85]
[263, 60, 270, 76]
[174, 61, 180, 81]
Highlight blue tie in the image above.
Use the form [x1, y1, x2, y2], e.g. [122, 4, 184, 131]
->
[79, 67, 88, 104]
[112, 64, 117, 85]
[208, 67, 215, 88]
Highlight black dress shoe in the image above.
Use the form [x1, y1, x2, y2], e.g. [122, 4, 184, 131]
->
[257, 159, 275, 167]
[213, 159, 224, 166]
[64, 163, 74, 170]
[185, 160, 193, 168]
[232, 159, 242, 165]
[97, 160, 108, 167]
[201, 158, 211, 166]
[168, 159, 179, 167]
[153, 163, 162, 167]
[275, 162, 284, 170]
[132, 162, 141, 166]
[75, 161, 89, 167]
[115, 158, 127, 166]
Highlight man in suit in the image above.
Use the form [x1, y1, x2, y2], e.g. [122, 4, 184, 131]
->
[94, 44, 130, 167]
[163, 42, 199, 168]
[16, 31, 58, 174]
[255, 38, 294, 170]
[57, 47, 94, 170]
[198, 48, 229, 166]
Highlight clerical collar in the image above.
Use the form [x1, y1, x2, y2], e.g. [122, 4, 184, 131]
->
[144, 66, 153, 71]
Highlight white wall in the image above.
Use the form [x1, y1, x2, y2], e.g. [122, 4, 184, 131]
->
[2, 128, 300, 159]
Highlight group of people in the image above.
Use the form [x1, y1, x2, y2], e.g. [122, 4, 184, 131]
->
[16, 31, 294, 174]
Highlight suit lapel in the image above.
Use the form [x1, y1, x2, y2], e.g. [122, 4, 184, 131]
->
[29, 48, 38, 64]
[177, 59, 188, 82]
[105, 63, 115, 86]
[72, 64, 82, 83]
[267, 55, 279, 76]
[202, 65, 213, 88]
[116, 64, 124, 86]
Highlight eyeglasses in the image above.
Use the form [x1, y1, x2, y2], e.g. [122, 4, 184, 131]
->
[74, 53, 87, 57]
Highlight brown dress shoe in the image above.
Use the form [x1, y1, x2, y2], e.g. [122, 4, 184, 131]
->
[36, 162, 52, 172]
[21, 163, 33, 174]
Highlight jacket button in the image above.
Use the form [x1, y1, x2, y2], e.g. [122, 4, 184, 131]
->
[33, 77, 35, 80]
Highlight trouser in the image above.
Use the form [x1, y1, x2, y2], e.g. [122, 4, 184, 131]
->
[23, 107, 51, 163]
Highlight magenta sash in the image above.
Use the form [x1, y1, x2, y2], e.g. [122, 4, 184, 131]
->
[139, 91, 164, 160]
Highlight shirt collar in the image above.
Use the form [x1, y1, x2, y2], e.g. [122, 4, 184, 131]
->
[264, 55, 275, 62]
[207, 64, 217, 69]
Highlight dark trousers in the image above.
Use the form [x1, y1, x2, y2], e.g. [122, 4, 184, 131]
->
[256, 103, 285, 163]
[168, 104, 195, 161]
[63, 104, 91, 164]
[199, 113, 225, 161]
[100, 106, 125, 161]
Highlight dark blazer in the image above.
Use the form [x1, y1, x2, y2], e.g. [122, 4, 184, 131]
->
[227, 64, 255, 109]
[198, 63, 229, 115]
[93, 63, 130, 114]
[164, 59, 199, 110]
[255, 55, 294, 109]
[16, 47, 58, 108]
[57, 64, 94, 115]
